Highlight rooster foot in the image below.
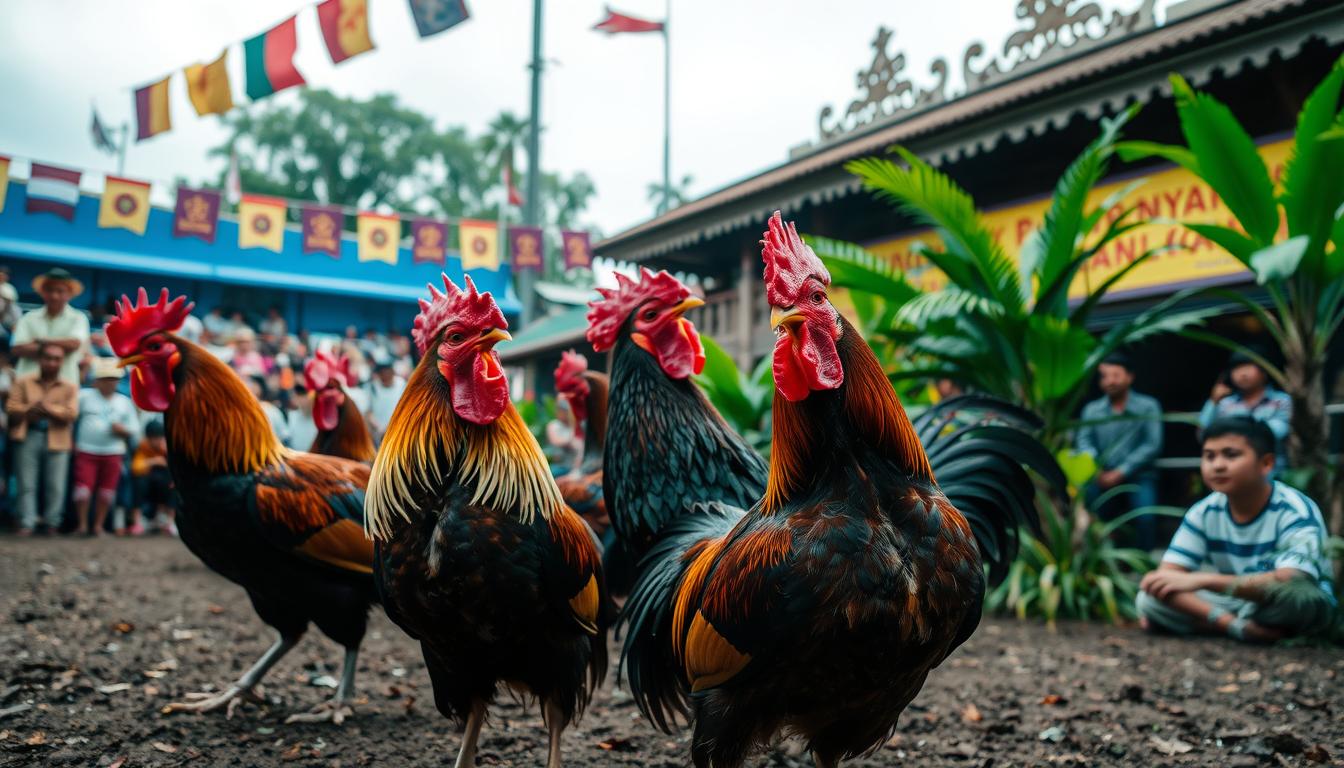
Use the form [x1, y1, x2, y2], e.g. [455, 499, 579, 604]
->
[162, 685, 264, 719]
[284, 698, 354, 726]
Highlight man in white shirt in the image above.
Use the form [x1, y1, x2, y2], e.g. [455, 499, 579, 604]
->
[11, 268, 90, 385]
[72, 358, 140, 535]
[365, 362, 405, 445]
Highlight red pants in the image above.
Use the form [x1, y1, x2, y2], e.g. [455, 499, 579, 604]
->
[72, 451, 123, 502]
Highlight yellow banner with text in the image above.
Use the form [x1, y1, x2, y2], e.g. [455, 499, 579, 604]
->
[866, 139, 1292, 300]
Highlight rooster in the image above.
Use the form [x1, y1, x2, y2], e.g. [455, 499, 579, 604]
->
[304, 350, 376, 463]
[586, 269, 766, 592]
[620, 213, 1062, 767]
[107, 289, 375, 724]
[365, 276, 609, 768]
[551, 350, 610, 540]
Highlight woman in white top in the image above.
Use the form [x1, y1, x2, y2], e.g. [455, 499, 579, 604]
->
[73, 358, 140, 535]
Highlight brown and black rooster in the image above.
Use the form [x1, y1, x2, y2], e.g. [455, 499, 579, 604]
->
[587, 269, 767, 595]
[621, 213, 1063, 767]
[365, 276, 609, 768]
[552, 350, 610, 541]
[108, 289, 375, 724]
[304, 350, 376, 463]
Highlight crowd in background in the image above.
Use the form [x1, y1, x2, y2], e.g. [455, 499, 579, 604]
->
[0, 265, 412, 537]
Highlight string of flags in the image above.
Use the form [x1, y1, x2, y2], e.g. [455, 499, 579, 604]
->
[0, 155, 594, 272]
[132, 0, 470, 143]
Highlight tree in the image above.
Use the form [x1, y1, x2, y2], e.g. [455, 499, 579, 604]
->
[647, 173, 694, 213]
[1119, 58, 1344, 528]
[809, 108, 1215, 448]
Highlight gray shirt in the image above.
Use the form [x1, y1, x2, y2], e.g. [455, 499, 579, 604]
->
[1076, 391, 1164, 478]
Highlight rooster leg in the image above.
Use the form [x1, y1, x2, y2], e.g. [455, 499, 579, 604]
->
[543, 700, 567, 768]
[453, 699, 486, 768]
[285, 645, 359, 725]
[163, 633, 298, 717]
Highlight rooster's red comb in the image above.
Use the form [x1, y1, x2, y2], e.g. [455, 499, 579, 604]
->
[585, 268, 690, 352]
[554, 350, 589, 397]
[304, 350, 352, 392]
[105, 288, 195, 358]
[761, 210, 829, 307]
[412, 274, 508, 356]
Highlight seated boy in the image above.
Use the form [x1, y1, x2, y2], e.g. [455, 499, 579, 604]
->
[1136, 417, 1335, 642]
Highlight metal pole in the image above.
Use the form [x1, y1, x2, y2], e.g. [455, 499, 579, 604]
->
[520, 0, 545, 327]
[117, 123, 129, 176]
[660, 1, 671, 215]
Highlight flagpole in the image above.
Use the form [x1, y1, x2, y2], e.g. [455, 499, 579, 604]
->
[660, 0, 671, 216]
[520, 0, 545, 327]
[117, 123, 129, 176]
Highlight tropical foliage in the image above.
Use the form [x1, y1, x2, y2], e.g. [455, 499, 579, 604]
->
[808, 108, 1216, 448]
[692, 335, 773, 455]
[1118, 57, 1344, 528]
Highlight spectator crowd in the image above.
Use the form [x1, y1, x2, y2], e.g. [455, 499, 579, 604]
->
[0, 266, 413, 537]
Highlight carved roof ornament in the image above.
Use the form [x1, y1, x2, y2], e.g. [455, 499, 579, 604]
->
[818, 0, 1156, 144]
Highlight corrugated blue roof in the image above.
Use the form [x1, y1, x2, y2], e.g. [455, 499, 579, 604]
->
[0, 181, 520, 313]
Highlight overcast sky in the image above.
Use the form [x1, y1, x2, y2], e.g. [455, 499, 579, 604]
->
[0, 0, 1167, 237]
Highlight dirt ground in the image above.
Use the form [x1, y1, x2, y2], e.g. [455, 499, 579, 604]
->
[2, 536, 1341, 768]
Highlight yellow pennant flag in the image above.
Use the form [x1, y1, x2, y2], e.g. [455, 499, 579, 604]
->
[357, 212, 400, 264]
[0, 156, 9, 213]
[185, 50, 235, 116]
[98, 176, 152, 234]
[238, 194, 287, 252]
[458, 219, 500, 271]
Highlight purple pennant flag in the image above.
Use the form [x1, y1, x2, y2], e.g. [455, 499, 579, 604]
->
[508, 225, 544, 272]
[171, 186, 220, 243]
[302, 205, 344, 258]
[560, 230, 592, 271]
[411, 218, 448, 265]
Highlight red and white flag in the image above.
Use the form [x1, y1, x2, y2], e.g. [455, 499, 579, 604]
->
[26, 163, 82, 221]
[225, 150, 242, 206]
[502, 162, 522, 207]
[592, 6, 664, 34]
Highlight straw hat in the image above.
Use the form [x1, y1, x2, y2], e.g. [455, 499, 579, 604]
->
[91, 356, 125, 380]
[32, 267, 85, 297]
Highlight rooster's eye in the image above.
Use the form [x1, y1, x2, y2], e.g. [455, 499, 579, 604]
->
[146, 340, 162, 352]
[811, 291, 825, 304]
[448, 332, 465, 344]
[642, 309, 658, 321]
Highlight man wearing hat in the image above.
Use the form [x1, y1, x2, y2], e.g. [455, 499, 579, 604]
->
[6, 343, 78, 535]
[72, 357, 140, 535]
[11, 267, 90, 385]
[1199, 346, 1293, 469]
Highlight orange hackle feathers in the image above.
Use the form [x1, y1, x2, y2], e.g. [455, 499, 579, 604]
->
[585, 268, 690, 352]
[761, 210, 830, 307]
[304, 349, 352, 392]
[165, 342, 284, 475]
[412, 274, 507, 356]
[106, 288, 194, 357]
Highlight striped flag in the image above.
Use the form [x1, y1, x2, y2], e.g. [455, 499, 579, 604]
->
[244, 16, 306, 100]
[98, 176, 152, 234]
[134, 76, 172, 141]
[26, 163, 82, 221]
[0, 156, 9, 214]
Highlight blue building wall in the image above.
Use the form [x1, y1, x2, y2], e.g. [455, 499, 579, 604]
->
[0, 181, 519, 335]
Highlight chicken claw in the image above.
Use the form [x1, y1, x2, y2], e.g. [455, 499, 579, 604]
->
[162, 685, 264, 719]
[284, 699, 354, 726]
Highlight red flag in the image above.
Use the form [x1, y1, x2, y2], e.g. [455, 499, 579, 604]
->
[503, 163, 522, 208]
[592, 6, 664, 34]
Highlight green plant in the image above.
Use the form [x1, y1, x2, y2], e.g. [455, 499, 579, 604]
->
[691, 335, 773, 455]
[1118, 57, 1344, 531]
[810, 107, 1215, 449]
[986, 487, 1183, 625]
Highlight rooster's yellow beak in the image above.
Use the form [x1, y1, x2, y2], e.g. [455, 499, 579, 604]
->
[770, 306, 804, 330]
[478, 328, 512, 346]
[117, 354, 144, 368]
[671, 296, 705, 315]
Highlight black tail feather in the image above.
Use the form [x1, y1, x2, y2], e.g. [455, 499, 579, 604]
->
[617, 501, 744, 733]
[916, 396, 1065, 585]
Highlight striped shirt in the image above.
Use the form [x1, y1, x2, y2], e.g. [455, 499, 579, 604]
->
[1162, 481, 1334, 598]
